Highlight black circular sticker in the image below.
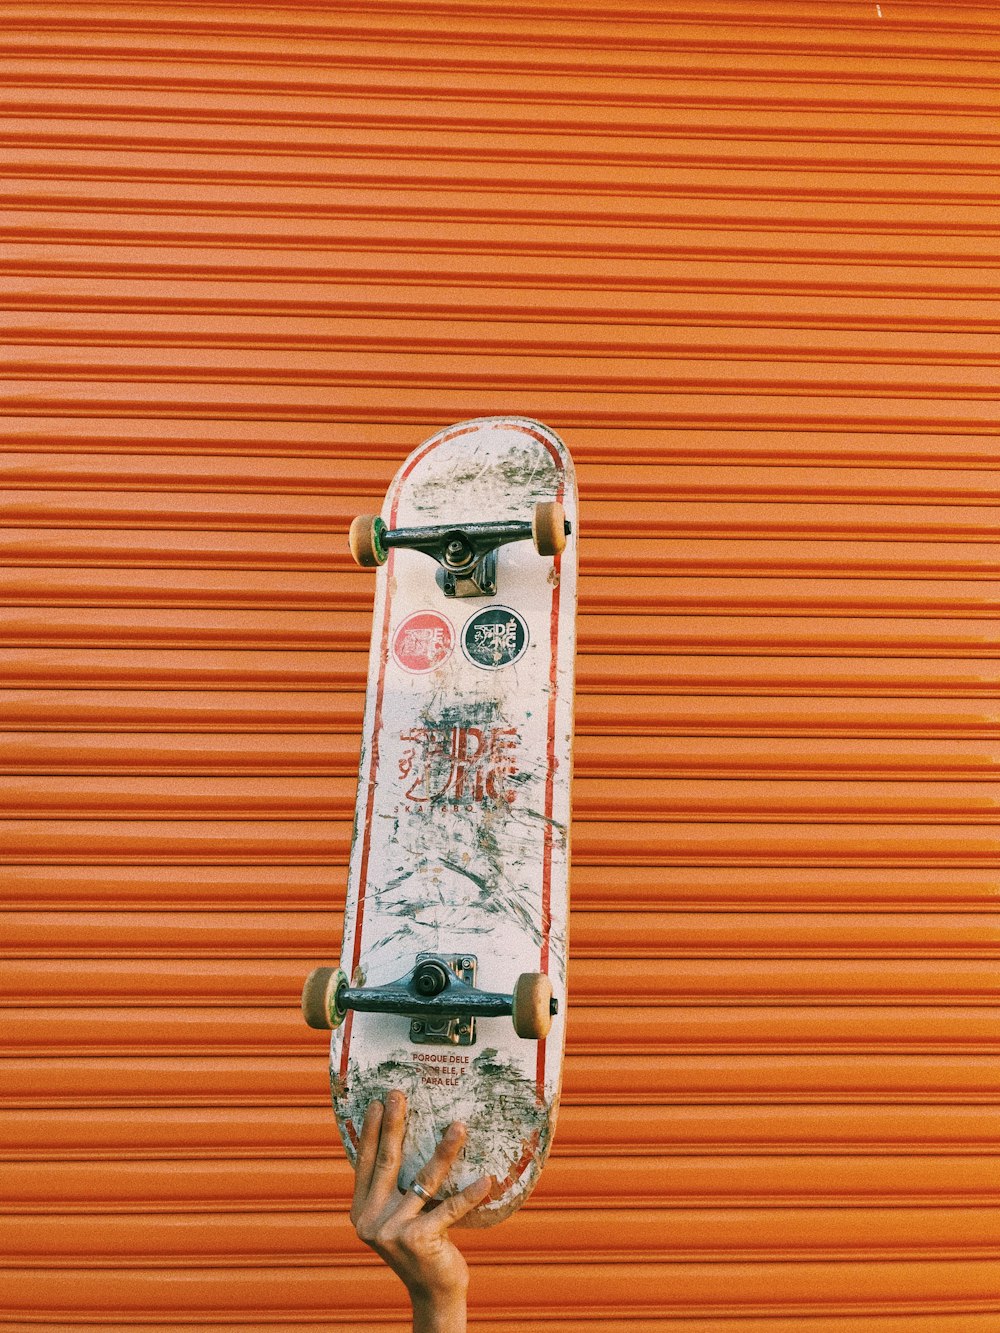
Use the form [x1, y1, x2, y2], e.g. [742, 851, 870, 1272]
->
[462, 606, 529, 670]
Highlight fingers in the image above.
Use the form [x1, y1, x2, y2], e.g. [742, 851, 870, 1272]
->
[426, 1173, 493, 1230]
[366, 1089, 408, 1207]
[352, 1097, 493, 1235]
[351, 1099, 383, 1219]
[397, 1120, 467, 1218]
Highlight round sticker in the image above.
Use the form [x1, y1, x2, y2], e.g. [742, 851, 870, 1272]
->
[462, 606, 529, 670]
[392, 611, 455, 674]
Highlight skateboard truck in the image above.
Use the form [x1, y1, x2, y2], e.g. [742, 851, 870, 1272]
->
[302, 954, 557, 1044]
[349, 501, 570, 598]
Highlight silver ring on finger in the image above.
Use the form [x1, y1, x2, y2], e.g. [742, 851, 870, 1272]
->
[409, 1179, 434, 1204]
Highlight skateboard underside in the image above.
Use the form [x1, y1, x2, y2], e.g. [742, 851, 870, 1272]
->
[331, 417, 577, 1225]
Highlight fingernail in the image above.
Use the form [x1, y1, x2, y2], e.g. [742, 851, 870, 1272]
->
[444, 1122, 465, 1143]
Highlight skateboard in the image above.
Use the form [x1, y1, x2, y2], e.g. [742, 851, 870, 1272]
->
[302, 416, 577, 1226]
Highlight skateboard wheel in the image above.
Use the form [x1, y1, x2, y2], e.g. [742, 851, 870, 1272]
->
[349, 515, 388, 568]
[531, 501, 567, 557]
[302, 966, 348, 1030]
[511, 972, 554, 1040]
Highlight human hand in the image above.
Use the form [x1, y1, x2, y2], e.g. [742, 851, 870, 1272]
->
[350, 1092, 491, 1332]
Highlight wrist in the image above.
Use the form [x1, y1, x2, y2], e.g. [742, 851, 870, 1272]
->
[409, 1285, 467, 1333]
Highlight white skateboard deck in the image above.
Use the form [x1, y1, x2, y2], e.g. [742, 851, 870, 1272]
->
[330, 417, 577, 1225]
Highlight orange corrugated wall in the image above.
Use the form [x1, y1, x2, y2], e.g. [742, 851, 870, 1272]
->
[2, 1, 999, 1328]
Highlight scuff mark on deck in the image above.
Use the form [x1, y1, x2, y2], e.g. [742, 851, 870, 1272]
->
[408, 442, 558, 516]
[336, 1049, 550, 1197]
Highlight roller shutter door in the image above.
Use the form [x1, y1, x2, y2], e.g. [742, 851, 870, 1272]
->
[2, 2, 999, 1328]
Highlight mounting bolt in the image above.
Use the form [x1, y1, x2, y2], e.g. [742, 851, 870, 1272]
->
[412, 1020, 425, 1034]
[414, 960, 449, 996]
[444, 538, 472, 569]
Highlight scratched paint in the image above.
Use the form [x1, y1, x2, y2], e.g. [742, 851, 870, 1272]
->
[337, 1048, 551, 1212]
[331, 417, 576, 1223]
[407, 440, 559, 515]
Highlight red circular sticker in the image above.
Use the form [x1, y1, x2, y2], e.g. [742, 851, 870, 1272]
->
[392, 611, 455, 674]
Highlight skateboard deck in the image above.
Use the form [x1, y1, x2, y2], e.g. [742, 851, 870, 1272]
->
[303, 416, 577, 1225]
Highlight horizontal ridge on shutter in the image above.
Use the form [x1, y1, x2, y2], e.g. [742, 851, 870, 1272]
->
[2, 1, 998, 1327]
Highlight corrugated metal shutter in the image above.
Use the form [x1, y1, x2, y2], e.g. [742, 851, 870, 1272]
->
[3, 2, 998, 1327]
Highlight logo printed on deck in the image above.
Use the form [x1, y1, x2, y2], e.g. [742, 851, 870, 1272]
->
[392, 611, 455, 674]
[398, 719, 520, 808]
[462, 606, 528, 670]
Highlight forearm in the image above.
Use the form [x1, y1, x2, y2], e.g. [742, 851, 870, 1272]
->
[410, 1287, 467, 1333]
